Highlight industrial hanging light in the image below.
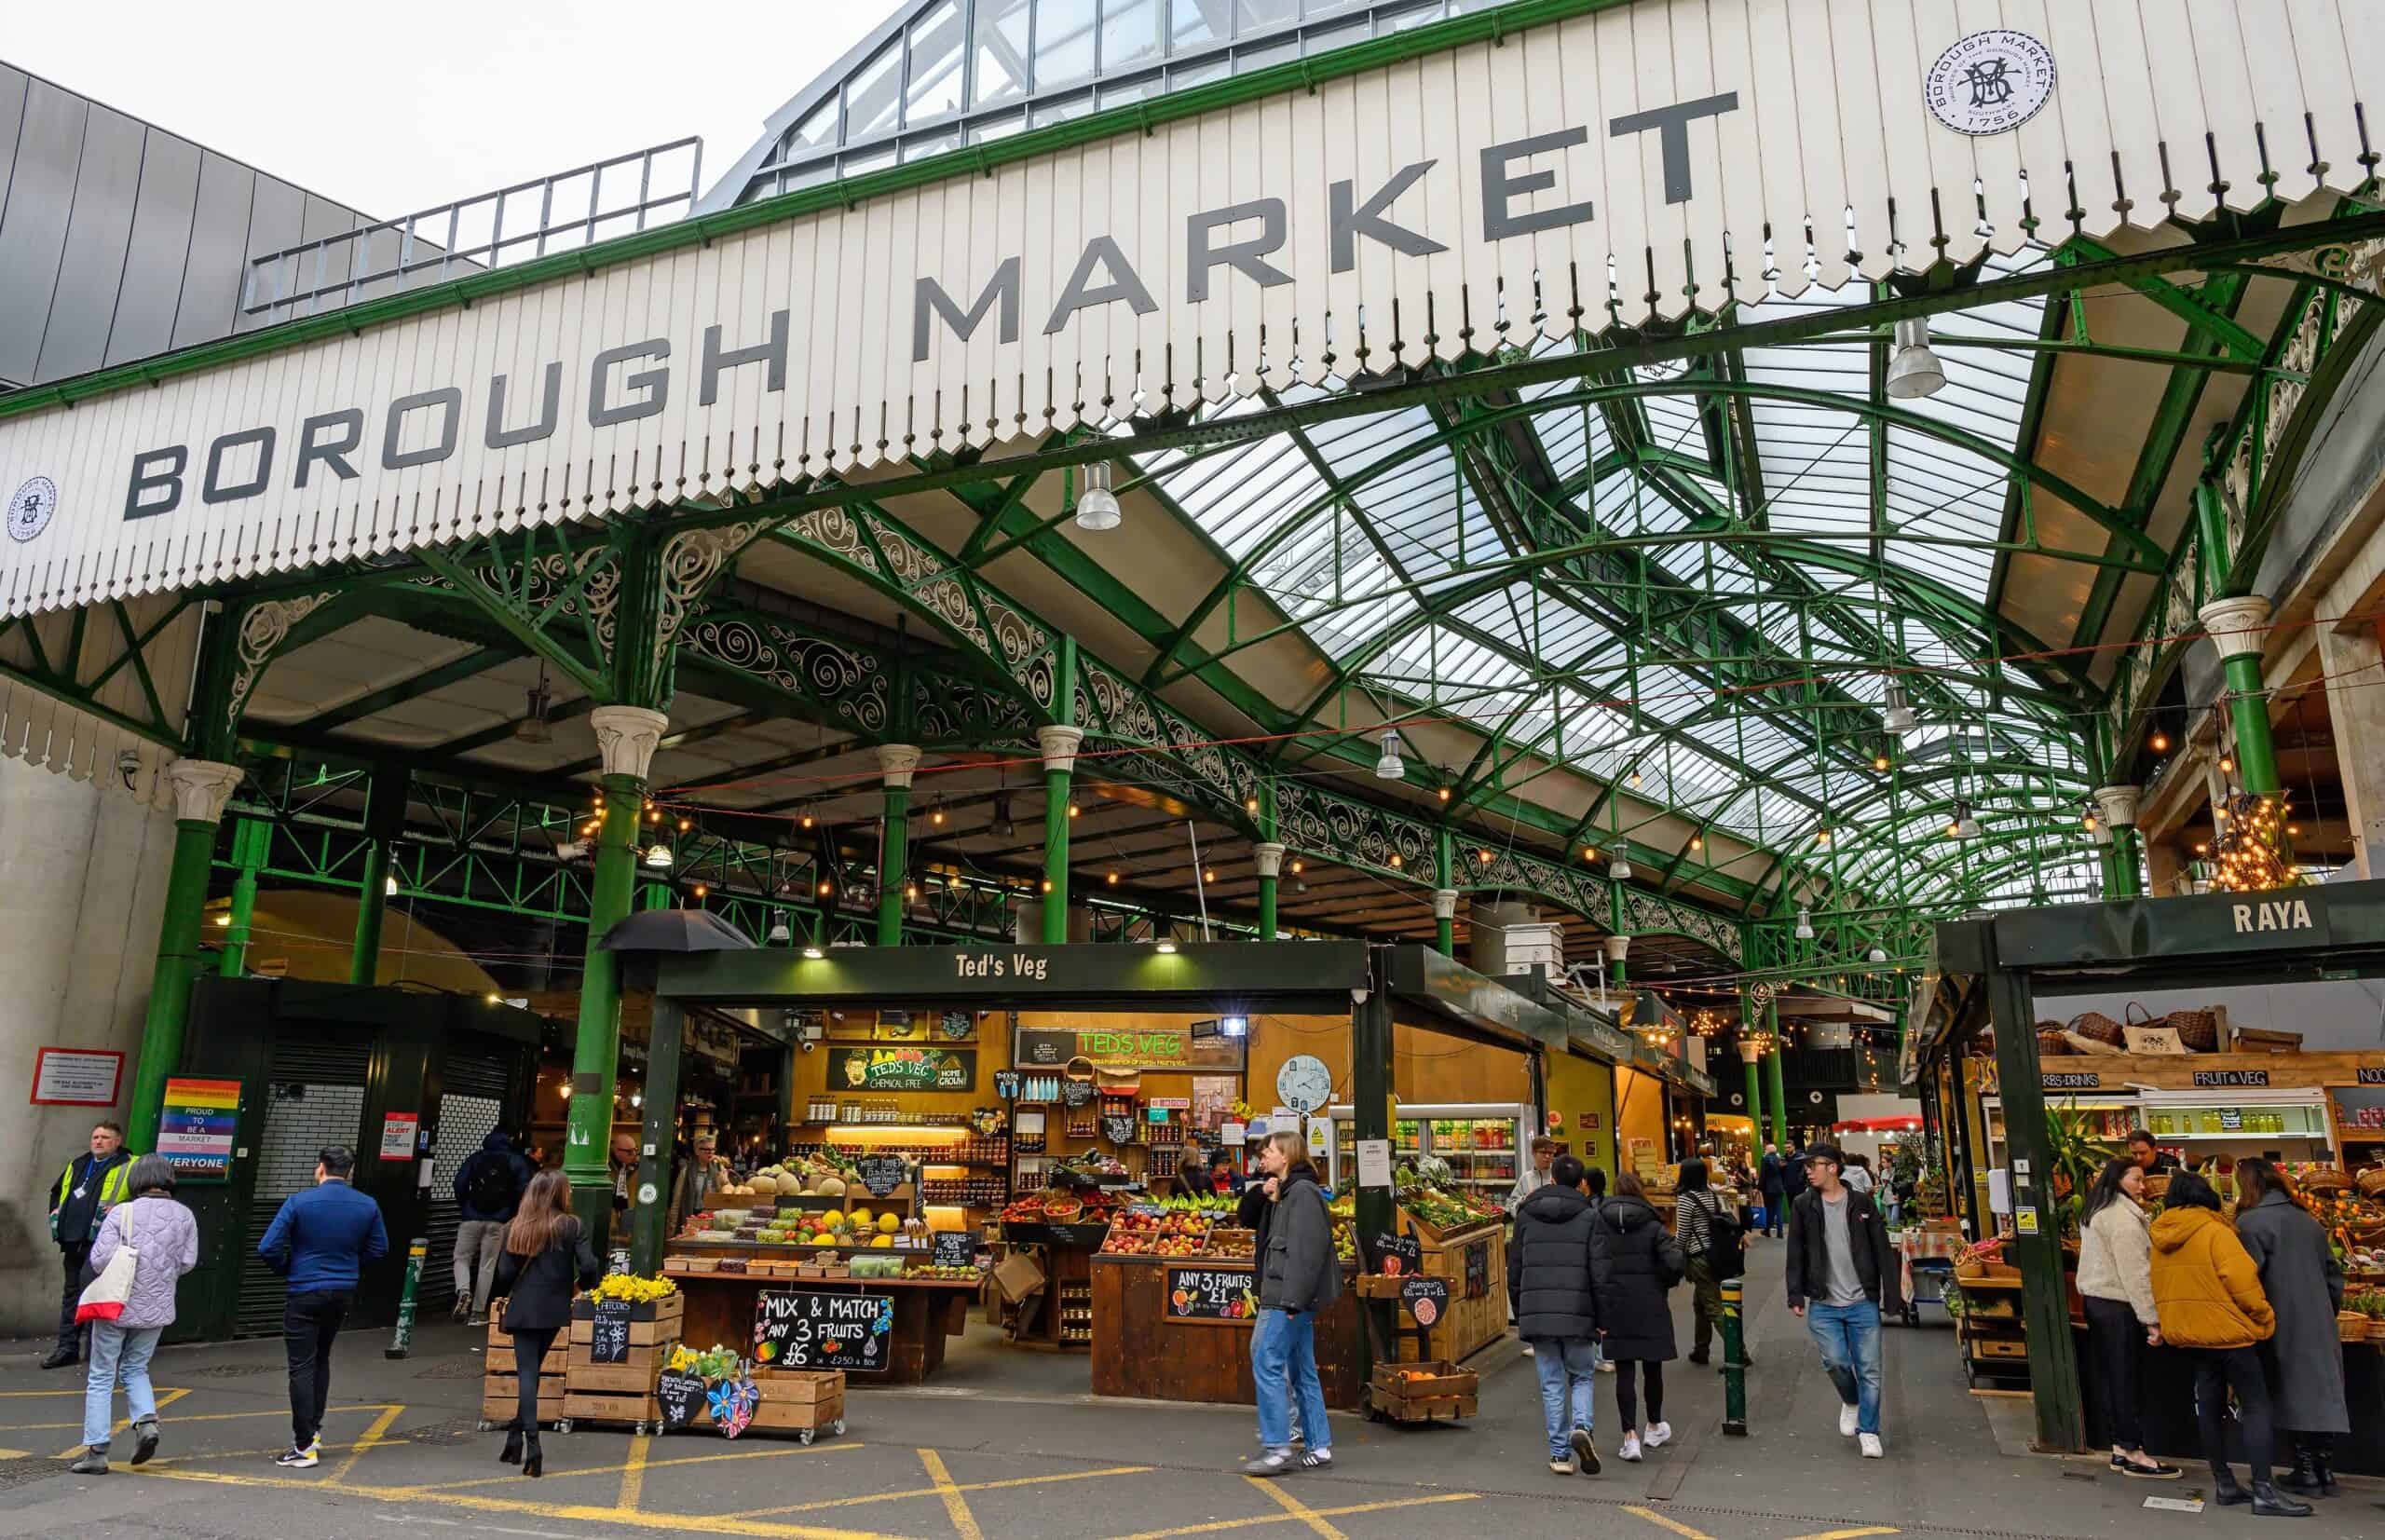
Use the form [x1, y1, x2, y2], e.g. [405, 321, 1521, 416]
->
[2149, 728, 2170, 754]
[1610, 855, 1634, 882]
[1373, 729, 1406, 781]
[1951, 798, 1981, 839]
[643, 842, 675, 869]
[767, 914, 792, 944]
[384, 873, 400, 896]
[515, 666, 553, 744]
[1072, 460, 1123, 532]
[1884, 317, 1947, 399]
[1794, 906, 1817, 941]
[1867, 946, 1889, 963]
[1881, 683, 1916, 736]
[994, 793, 1015, 838]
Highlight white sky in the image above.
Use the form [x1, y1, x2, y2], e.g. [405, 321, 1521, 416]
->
[5, 1, 892, 215]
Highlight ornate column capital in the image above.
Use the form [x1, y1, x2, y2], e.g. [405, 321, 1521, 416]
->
[589, 705, 670, 782]
[1036, 725, 1084, 776]
[2197, 595, 2273, 662]
[166, 759, 244, 825]
[879, 744, 922, 790]
[1252, 842, 1286, 880]
[1737, 1039, 1765, 1065]
[2092, 784, 2143, 831]
[1603, 934, 1631, 963]
[1429, 889, 1459, 921]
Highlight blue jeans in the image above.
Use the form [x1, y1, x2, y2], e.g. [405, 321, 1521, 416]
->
[1251, 1308, 1330, 1452]
[83, 1322, 162, 1450]
[1529, 1337, 1598, 1458]
[1806, 1300, 1883, 1435]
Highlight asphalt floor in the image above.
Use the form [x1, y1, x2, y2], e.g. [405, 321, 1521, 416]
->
[0, 1241, 2375, 1539]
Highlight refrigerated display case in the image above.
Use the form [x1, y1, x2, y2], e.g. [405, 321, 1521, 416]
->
[2136, 1087, 2332, 1158]
[1323, 1103, 1531, 1195]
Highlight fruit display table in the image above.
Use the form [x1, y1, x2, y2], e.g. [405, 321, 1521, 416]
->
[663, 1243, 980, 1385]
[1089, 1255, 1365, 1408]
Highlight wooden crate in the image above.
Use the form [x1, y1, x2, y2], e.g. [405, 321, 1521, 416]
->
[484, 1329, 569, 1370]
[566, 1339, 678, 1396]
[682, 1369, 847, 1438]
[568, 1316, 682, 1348]
[481, 1374, 564, 1422]
[1368, 1359, 1479, 1423]
[1970, 1336, 2030, 1360]
[1395, 1225, 1506, 1364]
[562, 1391, 661, 1426]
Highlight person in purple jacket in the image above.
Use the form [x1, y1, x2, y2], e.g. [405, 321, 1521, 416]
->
[71, 1155, 198, 1474]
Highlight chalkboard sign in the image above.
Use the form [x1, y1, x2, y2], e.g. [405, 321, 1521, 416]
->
[2219, 1108, 2244, 1132]
[1463, 1239, 1488, 1300]
[1101, 1113, 1138, 1145]
[1061, 1079, 1095, 1109]
[1400, 1275, 1451, 1328]
[1371, 1233, 1423, 1277]
[932, 1230, 982, 1269]
[994, 1070, 1023, 1099]
[754, 1288, 895, 1373]
[590, 1299, 634, 1364]
[855, 1155, 907, 1198]
[938, 1010, 975, 1041]
[1165, 1263, 1255, 1324]
[656, 1369, 706, 1429]
[1020, 1034, 1068, 1066]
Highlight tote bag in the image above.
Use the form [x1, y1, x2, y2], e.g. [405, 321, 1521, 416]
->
[75, 1240, 140, 1325]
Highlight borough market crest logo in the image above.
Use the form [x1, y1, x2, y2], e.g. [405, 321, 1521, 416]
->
[7, 476, 57, 544]
[1925, 30, 2056, 137]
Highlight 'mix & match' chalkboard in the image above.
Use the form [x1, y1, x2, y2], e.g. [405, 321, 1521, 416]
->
[1165, 1264, 1254, 1324]
[754, 1288, 894, 1372]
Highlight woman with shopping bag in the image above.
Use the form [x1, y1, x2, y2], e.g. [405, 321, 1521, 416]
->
[72, 1155, 199, 1474]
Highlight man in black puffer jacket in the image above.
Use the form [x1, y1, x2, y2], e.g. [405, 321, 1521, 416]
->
[1507, 1154, 1602, 1476]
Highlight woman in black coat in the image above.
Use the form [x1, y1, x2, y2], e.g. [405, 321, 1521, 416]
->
[490, 1169, 602, 1476]
[2234, 1160, 2349, 1496]
[1589, 1172, 1683, 1462]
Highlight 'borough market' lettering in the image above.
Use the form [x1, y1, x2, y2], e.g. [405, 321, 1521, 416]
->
[116, 95, 1741, 524]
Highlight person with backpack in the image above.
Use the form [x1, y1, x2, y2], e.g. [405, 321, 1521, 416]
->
[452, 1131, 534, 1327]
[1675, 1157, 1744, 1367]
[1590, 1171, 1683, 1461]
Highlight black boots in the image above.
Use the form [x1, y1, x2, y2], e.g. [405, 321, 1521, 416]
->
[39, 1347, 76, 1371]
[498, 1427, 524, 1465]
[2275, 1439, 2337, 1499]
[521, 1433, 543, 1479]
[2213, 1465, 2249, 1505]
[2248, 1481, 2313, 1519]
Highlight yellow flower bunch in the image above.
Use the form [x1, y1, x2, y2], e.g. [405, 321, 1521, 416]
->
[585, 1273, 678, 1302]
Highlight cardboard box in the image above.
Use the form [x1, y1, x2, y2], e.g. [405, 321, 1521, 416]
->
[991, 1251, 1046, 1304]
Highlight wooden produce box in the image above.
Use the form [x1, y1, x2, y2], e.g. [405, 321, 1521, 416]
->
[481, 1372, 565, 1422]
[685, 1369, 846, 1436]
[566, 1339, 679, 1396]
[567, 1293, 685, 1348]
[562, 1391, 662, 1425]
[1369, 1359, 1478, 1423]
[1396, 1224, 1507, 1364]
[484, 1320, 569, 1368]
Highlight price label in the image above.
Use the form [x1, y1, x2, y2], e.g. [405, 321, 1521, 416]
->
[1101, 1113, 1138, 1145]
[754, 1288, 895, 1373]
[1165, 1264, 1254, 1324]
[590, 1299, 634, 1364]
[1061, 1079, 1095, 1109]
[855, 1155, 906, 1198]
[932, 1230, 982, 1269]
[1371, 1233, 1423, 1277]
[1400, 1275, 1451, 1328]
[656, 1368, 706, 1429]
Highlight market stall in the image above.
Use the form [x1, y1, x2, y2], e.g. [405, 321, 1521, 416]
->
[1906, 879, 2385, 1464]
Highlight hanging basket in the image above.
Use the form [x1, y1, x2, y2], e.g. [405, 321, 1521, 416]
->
[2069, 1010, 2127, 1048]
[2355, 1168, 2385, 1199]
[2037, 1029, 2075, 1056]
[2166, 1006, 2222, 1053]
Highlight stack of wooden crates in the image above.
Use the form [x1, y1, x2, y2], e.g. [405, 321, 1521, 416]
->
[562, 1294, 686, 1432]
[479, 1299, 566, 1429]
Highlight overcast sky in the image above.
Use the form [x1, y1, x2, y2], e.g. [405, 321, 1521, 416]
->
[6, 0, 891, 215]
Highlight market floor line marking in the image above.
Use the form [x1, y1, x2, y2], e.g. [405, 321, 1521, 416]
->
[619, 1433, 649, 1512]
[431, 1438, 864, 1491]
[1244, 1478, 1347, 1540]
[333, 1406, 406, 1481]
[49, 1385, 192, 1458]
[1102, 1491, 1479, 1540]
[132, 1438, 413, 1468]
[728, 1461, 1152, 1519]
[120, 1464, 922, 1540]
[918, 1448, 983, 1540]
[1785, 1530, 1900, 1540]
[1622, 1505, 1716, 1540]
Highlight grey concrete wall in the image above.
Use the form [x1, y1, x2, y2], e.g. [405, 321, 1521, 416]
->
[0, 756, 178, 1339]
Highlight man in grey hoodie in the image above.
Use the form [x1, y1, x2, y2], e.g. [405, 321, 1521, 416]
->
[1243, 1131, 1340, 1477]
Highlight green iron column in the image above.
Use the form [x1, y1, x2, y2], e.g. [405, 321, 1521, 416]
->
[218, 815, 269, 977]
[1036, 725, 1083, 944]
[1433, 825, 1457, 956]
[1253, 843, 1285, 941]
[348, 767, 408, 985]
[1738, 1034, 1765, 1144]
[2199, 594, 2283, 797]
[568, 705, 670, 1243]
[628, 992, 685, 1275]
[2092, 785, 2143, 900]
[127, 760, 246, 1151]
[1352, 953, 1395, 1385]
[1764, 1002, 1789, 1149]
[877, 745, 920, 947]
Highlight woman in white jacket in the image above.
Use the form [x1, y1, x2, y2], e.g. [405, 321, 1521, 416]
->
[2075, 1157, 2178, 1479]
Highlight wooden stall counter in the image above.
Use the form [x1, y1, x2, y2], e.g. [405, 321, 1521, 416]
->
[664, 1252, 978, 1385]
[1394, 1217, 1508, 1364]
[1090, 1257, 1364, 1409]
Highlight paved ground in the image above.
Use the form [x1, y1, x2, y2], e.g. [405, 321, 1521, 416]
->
[0, 1242, 2374, 1539]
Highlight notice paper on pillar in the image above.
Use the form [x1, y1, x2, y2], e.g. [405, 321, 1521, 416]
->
[31, 1047, 123, 1106]
[379, 1111, 419, 1161]
[157, 1078, 239, 1182]
[1356, 1138, 1394, 1190]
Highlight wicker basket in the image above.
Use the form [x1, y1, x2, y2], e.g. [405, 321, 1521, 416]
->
[2357, 1168, 2385, 1199]
[2037, 1029, 2075, 1056]
[2166, 1006, 2221, 1053]
[2340, 1312, 2371, 1343]
[2300, 1168, 2355, 1195]
[2070, 1010, 2127, 1048]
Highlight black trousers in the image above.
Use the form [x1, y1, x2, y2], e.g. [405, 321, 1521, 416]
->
[283, 1289, 352, 1448]
[511, 1328, 557, 1432]
[2190, 1345, 2275, 1484]
[1614, 1358, 1665, 1431]
[54, 1242, 90, 1356]
[2083, 1296, 2147, 1451]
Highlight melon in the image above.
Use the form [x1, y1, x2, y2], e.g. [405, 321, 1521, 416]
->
[814, 1175, 847, 1198]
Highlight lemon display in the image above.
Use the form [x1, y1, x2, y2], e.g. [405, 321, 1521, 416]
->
[878, 1213, 899, 1233]
[816, 1209, 843, 1230]
[871, 1234, 894, 1248]
[850, 1207, 875, 1229]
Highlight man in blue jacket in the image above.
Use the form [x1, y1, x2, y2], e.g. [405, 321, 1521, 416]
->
[256, 1145, 388, 1468]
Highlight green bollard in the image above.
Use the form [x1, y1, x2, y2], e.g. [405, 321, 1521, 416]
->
[1720, 1274, 1748, 1436]
[384, 1237, 428, 1359]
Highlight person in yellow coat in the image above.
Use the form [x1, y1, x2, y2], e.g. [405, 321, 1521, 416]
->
[2147, 1172, 2308, 1518]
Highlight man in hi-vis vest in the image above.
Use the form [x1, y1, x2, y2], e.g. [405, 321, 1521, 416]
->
[45, 1120, 134, 1370]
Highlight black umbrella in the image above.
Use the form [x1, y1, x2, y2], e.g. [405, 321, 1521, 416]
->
[596, 907, 757, 953]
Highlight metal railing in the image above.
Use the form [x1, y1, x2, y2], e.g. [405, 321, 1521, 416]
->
[240, 137, 702, 323]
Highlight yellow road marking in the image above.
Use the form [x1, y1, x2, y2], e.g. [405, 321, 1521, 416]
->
[731, 1463, 1152, 1519]
[0, 1386, 188, 1398]
[13, 1400, 395, 1437]
[1104, 1492, 1479, 1540]
[1245, 1479, 1346, 1540]
[52, 1386, 191, 1458]
[920, 1448, 983, 1540]
[126, 1465, 916, 1540]
[432, 1438, 862, 1491]
[1622, 1506, 1715, 1540]
[619, 1433, 649, 1512]
[135, 1439, 409, 1469]
[1787, 1530, 1899, 1540]
[330, 1405, 403, 1482]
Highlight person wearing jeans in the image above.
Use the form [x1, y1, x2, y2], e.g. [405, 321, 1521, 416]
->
[256, 1145, 388, 1467]
[72, 1155, 198, 1474]
[1784, 1144, 1897, 1455]
[1243, 1131, 1339, 1477]
[1508, 1154, 1601, 1475]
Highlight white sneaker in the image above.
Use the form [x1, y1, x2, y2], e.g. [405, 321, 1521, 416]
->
[1644, 1421, 1672, 1449]
[1521, 1343, 1535, 1356]
[1618, 1434, 1642, 1463]
[1839, 1403, 1860, 1438]
[1859, 1433, 1885, 1458]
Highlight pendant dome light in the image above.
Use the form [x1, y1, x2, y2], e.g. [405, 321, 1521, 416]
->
[643, 842, 675, 869]
[1072, 460, 1122, 532]
[515, 665, 554, 744]
[1951, 797, 1981, 840]
[1885, 317, 1947, 399]
[1867, 945, 1889, 963]
[1794, 906, 1817, 941]
[767, 914, 792, 944]
[1373, 729, 1407, 782]
[1881, 683, 1916, 737]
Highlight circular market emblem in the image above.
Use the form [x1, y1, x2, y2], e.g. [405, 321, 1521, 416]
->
[1925, 30, 2055, 136]
[7, 476, 57, 543]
